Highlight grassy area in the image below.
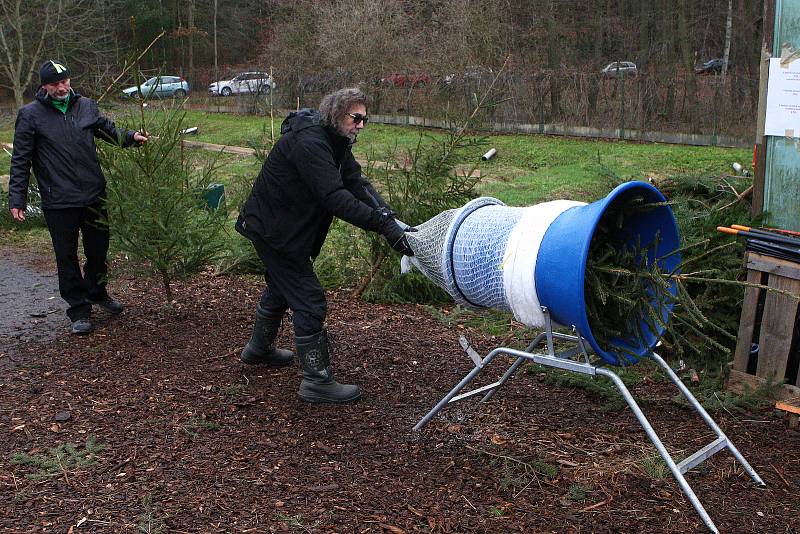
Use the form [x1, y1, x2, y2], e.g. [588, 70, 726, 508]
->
[0, 225, 51, 247]
[2, 106, 748, 210]
[1, 117, 11, 176]
[1, 105, 751, 252]
[119, 108, 751, 209]
[174, 109, 276, 148]
[1, 147, 10, 176]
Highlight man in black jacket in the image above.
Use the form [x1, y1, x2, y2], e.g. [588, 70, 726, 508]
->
[236, 87, 414, 404]
[8, 60, 148, 335]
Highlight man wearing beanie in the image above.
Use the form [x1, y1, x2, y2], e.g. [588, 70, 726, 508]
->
[8, 60, 149, 335]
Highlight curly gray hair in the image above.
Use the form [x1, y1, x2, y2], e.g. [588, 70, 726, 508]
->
[318, 87, 369, 127]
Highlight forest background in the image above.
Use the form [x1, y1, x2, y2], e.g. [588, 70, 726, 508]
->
[1, 0, 763, 141]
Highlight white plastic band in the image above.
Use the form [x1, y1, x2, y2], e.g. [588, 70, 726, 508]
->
[502, 200, 586, 327]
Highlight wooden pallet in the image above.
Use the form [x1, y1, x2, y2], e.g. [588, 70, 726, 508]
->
[776, 396, 800, 428]
[729, 252, 800, 398]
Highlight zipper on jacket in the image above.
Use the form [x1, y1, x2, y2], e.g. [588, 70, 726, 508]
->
[64, 106, 82, 194]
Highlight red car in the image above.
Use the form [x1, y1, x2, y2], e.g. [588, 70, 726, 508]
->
[381, 72, 430, 88]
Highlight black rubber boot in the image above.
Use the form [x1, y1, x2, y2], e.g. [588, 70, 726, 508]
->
[240, 305, 294, 366]
[296, 330, 361, 403]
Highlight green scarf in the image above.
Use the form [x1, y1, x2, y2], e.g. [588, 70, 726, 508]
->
[51, 94, 70, 114]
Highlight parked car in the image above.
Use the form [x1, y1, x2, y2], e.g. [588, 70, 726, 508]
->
[121, 76, 189, 99]
[601, 61, 637, 78]
[381, 72, 430, 88]
[696, 58, 727, 74]
[208, 72, 275, 96]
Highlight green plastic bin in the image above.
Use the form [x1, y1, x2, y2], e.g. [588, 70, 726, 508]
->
[204, 183, 225, 209]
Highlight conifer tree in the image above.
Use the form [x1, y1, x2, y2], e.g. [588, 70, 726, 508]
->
[98, 102, 225, 302]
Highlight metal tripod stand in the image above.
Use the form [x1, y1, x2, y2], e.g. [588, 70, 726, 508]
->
[413, 309, 765, 533]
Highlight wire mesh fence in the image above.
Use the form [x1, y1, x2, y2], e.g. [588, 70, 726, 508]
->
[186, 67, 756, 146]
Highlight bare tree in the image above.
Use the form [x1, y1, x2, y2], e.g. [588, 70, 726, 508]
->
[722, 0, 732, 77]
[213, 0, 218, 92]
[0, 0, 121, 108]
[315, 0, 413, 80]
[188, 0, 195, 81]
[0, 0, 66, 108]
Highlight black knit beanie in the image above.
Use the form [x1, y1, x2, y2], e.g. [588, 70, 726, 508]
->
[39, 60, 70, 86]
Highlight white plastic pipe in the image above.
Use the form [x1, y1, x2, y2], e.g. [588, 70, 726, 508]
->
[481, 148, 497, 161]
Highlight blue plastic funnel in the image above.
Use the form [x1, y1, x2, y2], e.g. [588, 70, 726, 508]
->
[534, 181, 681, 365]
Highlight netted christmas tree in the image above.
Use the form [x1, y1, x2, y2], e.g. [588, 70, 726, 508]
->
[584, 176, 799, 365]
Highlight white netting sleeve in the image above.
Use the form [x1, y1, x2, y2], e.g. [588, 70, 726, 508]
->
[403, 197, 585, 327]
[448, 205, 525, 309]
[502, 200, 585, 327]
[405, 208, 458, 293]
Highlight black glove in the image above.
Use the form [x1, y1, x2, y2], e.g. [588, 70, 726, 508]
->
[376, 208, 416, 256]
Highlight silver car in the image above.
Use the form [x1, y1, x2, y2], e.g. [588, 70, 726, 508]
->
[208, 72, 276, 96]
[601, 61, 637, 78]
[121, 76, 189, 99]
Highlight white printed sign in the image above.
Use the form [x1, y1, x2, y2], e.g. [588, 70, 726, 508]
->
[765, 57, 800, 137]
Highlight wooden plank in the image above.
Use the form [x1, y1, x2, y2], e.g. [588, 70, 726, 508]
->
[727, 369, 800, 401]
[747, 253, 800, 282]
[732, 268, 765, 372]
[789, 415, 799, 428]
[776, 396, 800, 428]
[793, 318, 800, 388]
[755, 275, 800, 380]
[181, 139, 256, 156]
[775, 396, 800, 415]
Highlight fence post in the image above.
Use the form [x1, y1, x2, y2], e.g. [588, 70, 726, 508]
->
[539, 91, 545, 134]
[618, 71, 626, 140]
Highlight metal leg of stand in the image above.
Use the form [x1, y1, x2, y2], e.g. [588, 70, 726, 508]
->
[413, 346, 543, 432]
[413, 326, 762, 532]
[479, 333, 545, 404]
[481, 331, 584, 403]
[595, 367, 720, 534]
[480, 355, 527, 403]
[649, 353, 765, 486]
[413, 355, 494, 432]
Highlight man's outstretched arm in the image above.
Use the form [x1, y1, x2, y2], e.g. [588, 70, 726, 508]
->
[91, 100, 148, 147]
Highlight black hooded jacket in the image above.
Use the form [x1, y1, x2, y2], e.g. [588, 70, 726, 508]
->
[236, 109, 388, 261]
[8, 88, 137, 210]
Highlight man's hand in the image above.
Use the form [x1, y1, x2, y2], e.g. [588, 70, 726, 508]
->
[381, 219, 416, 256]
[10, 208, 25, 222]
[385, 230, 414, 256]
[133, 131, 149, 144]
[375, 207, 417, 256]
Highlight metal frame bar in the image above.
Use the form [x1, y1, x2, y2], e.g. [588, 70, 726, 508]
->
[413, 310, 765, 533]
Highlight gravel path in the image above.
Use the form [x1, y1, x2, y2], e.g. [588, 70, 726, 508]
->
[0, 246, 66, 369]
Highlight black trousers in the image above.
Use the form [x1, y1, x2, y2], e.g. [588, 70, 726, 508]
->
[252, 238, 327, 337]
[43, 204, 110, 321]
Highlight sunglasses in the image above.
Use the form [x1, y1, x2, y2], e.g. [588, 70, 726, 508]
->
[347, 113, 369, 124]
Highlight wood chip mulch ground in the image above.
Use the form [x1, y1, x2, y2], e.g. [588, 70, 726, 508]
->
[1, 268, 798, 533]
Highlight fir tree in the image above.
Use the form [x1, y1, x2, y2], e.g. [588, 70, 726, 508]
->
[98, 102, 226, 302]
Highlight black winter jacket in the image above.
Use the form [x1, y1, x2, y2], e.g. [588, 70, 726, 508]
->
[236, 109, 388, 261]
[8, 89, 136, 210]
